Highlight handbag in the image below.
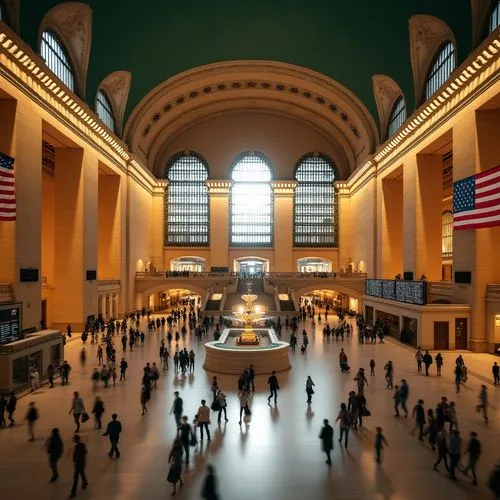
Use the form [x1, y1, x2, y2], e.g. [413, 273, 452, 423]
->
[211, 400, 221, 412]
[362, 408, 371, 417]
[244, 406, 251, 416]
[81, 410, 89, 423]
[189, 434, 198, 447]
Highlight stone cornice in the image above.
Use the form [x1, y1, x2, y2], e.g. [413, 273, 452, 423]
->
[373, 34, 500, 173]
[271, 180, 298, 196]
[205, 180, 232, 195]
[0, 23, 156, 194]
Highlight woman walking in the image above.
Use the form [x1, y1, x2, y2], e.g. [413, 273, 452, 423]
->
[306, 376, 315, 404]
[167, 438, 184, 495]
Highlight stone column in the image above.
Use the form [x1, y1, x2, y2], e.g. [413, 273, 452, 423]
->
[152, 182, 166, 270]
[271, 181, 297, 272]
[12, 101, 42, 331]
[336, 182, 351, 272]
[206, 180, 232, 270]
[403, 155, 418, 279]
[53, 148, 98, 329]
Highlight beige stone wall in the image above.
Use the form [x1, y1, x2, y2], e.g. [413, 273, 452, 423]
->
[158, 112, 344, 180]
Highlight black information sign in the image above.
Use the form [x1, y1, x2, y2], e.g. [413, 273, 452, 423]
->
[366, 280, 427, 305]
[0, 303, 22, 344]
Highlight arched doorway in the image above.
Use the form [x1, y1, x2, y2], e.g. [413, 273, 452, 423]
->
[297, 257, 332, 273]
[150, 288, 201, 312]
[233, 257, 270, 275]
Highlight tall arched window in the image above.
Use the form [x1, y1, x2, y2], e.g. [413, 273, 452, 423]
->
[40, 31, 75, 91]
[490, 1, 500, 33]
[230, 153, 273, 246]
[424, 42, 455, 101]
[442, 211, 453, 258]
[294, 154, 337, 247]
[387, 97, 406, 138]
[96, 90, 116, 133]
[165, 153, 209, 246]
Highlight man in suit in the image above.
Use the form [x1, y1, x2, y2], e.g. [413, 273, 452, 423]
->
[319, 419, 334, 465]
[267, 371, 280, 405]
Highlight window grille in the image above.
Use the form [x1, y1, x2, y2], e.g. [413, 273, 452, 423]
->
[442, 211, 453, 258]
[230, 153, 273, 246]
[165, 153, 209, 246]
[424, 42, 455, 101]
[294, 155, 337, 247]
[490, 1, 500, 33]
[96, 90, 116, 133]
[40, 31, 75, 91]
[387, 97, 406, 138]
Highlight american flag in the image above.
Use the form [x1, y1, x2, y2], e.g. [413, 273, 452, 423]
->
[0, 152, 16, 222]
[453, 165, 500, 230]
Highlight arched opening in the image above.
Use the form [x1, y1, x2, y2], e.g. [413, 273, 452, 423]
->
[96, 89, 116, 133]
[387, 96, 406, 138]
[233, 257, 269, 275]
[296, 257, 332, 273]
[299, 288, 359, 314]
[149, 288, 201, 312]
[424, 41, 456, 102]
[40, 30, 75, 92]
[230, 152, 273, 246]
[294, 154, 337, 247]
[170, 256, 206, 273]
[165, 152, 209, 246]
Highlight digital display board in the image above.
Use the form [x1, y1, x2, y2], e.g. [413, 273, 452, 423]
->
[0, 303, 22, 344]
[365, 280, 427, 305]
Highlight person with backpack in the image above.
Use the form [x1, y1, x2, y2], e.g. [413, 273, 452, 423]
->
[25, 402, 39, 441]
[335, 403, 352, 449]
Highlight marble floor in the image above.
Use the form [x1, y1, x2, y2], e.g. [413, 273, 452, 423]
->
[1, 316, 499, 500]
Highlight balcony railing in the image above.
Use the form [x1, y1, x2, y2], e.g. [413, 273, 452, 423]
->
[136, 271, 367, 280]
[487, 284, 500, 299]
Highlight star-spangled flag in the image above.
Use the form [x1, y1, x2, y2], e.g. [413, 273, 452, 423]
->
[453, 165, 500, 230]
[0, 152, 16, 222]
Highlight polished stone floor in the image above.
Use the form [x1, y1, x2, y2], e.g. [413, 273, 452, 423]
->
[1, 315, 499, 500]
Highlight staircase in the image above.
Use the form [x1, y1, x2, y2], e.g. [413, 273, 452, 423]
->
[279, 299, 296, 312]
[237, 277, 264, 294]
[204, 298, 221, 311]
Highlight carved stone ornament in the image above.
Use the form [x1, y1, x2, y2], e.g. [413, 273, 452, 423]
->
[98, 71, 132, 136]
[409, 15, 456, 105]
[372, 75, 404, 139]
[40, 2, 92, 98]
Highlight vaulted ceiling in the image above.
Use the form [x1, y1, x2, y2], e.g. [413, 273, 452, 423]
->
[20, 0, 472, 121]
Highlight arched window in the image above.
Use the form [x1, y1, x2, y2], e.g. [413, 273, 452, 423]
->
[230, 153, 273, 246]
[294, 154, 337, 247]
[165, 153, 209, 246]
[442, 211, 453, 258]
[96, 90, 116, 133]
[387, 97, 406, 138]
[40, 31, 75, 91]
[424, 42, 455, 101]
[490, 1, 500, 33]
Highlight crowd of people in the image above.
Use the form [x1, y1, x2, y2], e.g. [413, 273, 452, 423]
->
[3, 302, 500, 499]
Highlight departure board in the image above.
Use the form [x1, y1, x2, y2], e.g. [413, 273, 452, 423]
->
[0, 303, 22, 344]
